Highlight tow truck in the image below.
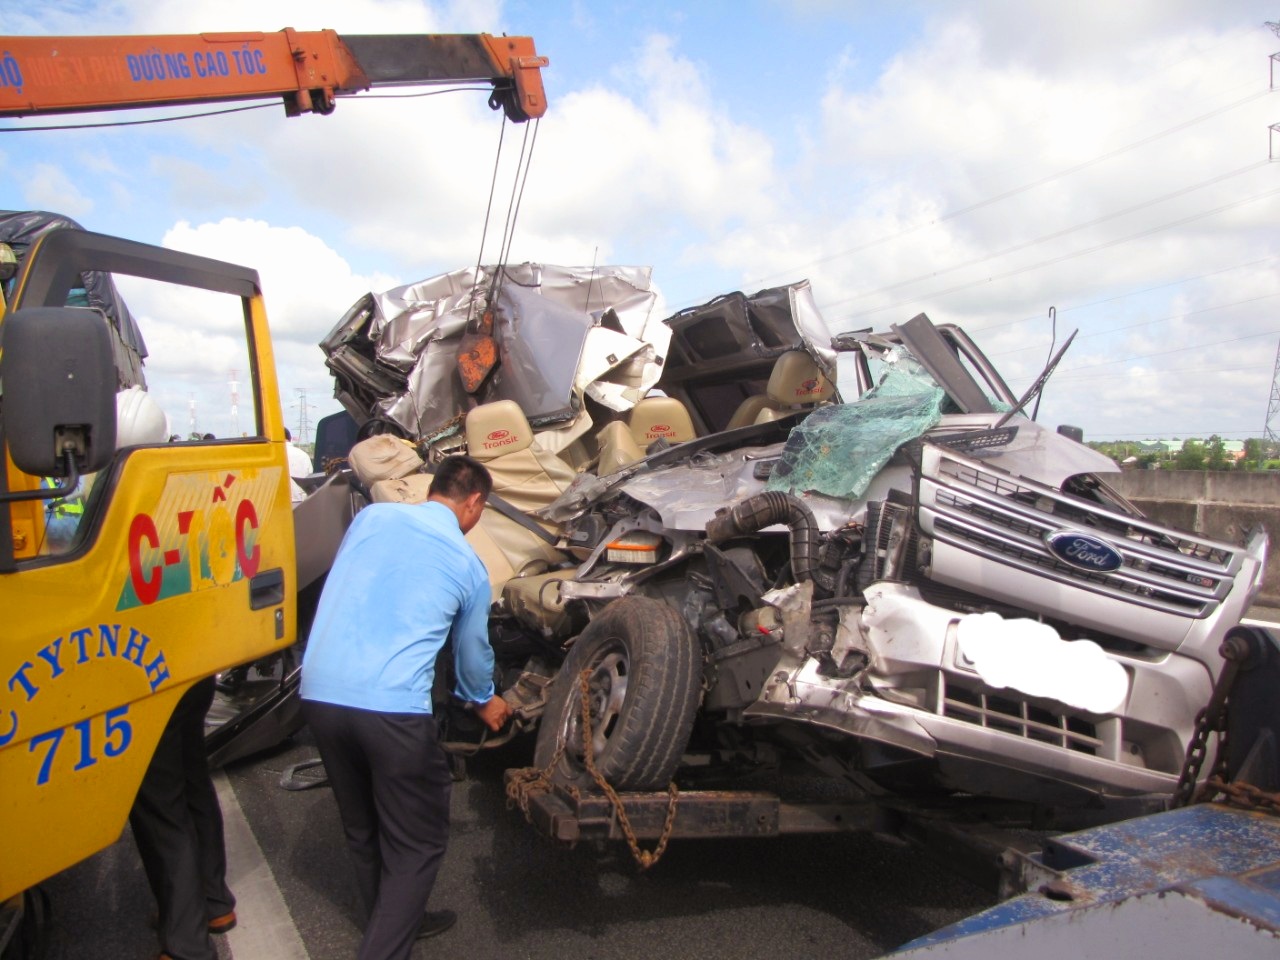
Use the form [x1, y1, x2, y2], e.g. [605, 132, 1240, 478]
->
[0, 26, 547, 955]
[884, 619, 1280, 957]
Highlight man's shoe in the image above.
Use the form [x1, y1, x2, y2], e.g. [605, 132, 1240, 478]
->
[416, 909, 457, 940]
[208, 911, 237, 934]
[149, 910, 236, 934]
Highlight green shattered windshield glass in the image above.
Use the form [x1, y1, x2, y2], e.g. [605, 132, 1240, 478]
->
[766, 356, 944, 500]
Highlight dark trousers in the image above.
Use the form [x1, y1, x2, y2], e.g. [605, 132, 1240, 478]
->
[129, 677, 235, 960]
[303, 700, 452, 960]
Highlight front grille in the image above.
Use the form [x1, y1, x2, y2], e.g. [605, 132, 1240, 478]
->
[917, 446, 1241, 619]
[933, 516, 1205, 613]
[942, 683, 1102, 756]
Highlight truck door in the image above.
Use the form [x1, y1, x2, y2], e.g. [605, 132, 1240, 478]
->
[0, 227, 296, 901]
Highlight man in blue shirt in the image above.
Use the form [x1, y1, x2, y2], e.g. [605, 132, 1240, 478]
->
[301, 455, 511, 960]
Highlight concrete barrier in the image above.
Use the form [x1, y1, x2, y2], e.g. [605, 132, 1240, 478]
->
[1110, 470, 1278, 609]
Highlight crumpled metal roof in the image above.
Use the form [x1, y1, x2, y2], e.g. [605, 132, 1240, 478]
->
[320, 262, 668, 440]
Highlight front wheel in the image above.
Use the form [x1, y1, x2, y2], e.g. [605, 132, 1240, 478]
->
[533, 596, 702, 792]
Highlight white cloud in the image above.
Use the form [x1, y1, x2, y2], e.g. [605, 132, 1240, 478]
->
[22, 163, 95, 219]
[160, 218, 397, 340]
[735, 8, 1280, 439]
[175, 25, 786, 292]
[112, 217, 400, 435]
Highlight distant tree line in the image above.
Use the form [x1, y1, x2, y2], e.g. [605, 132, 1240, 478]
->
[1088, 436, 1280, 471]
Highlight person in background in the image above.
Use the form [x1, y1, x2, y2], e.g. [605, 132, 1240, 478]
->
[300, 455, 512, 960]
[135, 679, 238, 960]
[120, 387, 237, 960]
[40, 474, 85, 551]
[284, 427, 312, 502]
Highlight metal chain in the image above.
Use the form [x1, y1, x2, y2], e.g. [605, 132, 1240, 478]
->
[1192, 709, 1233, 805]
[1202, 777, 1280, 815]
[1170, 704, 1218, 809]
[1171, 634, 1250, 809]
[505, 668, 680, 871]
[573, 670, 680, 871]
[504, 719, 572, 818]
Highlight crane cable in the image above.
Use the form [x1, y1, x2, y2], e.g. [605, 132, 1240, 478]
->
[465, 114, 510, 329]
[0, 85, 499, 132]
[467, 113, 541, 325]
[490, 116, 541, 306]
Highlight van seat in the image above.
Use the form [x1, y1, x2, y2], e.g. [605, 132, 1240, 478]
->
[627, 396, 696, 448]
[727, 350, 836, 428]
[463, 400, 577, 598]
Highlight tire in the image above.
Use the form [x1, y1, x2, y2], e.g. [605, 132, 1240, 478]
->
[533, 596, 702, 792]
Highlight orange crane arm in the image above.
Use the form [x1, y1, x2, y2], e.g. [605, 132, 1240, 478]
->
[0, 30, 547, 121]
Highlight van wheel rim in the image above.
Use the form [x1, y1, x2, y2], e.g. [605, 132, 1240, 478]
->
[565, 639, 629, 761]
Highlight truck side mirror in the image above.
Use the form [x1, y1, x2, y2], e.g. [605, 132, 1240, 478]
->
[0, 243, 16, 283]
[1, 307, 117, 477]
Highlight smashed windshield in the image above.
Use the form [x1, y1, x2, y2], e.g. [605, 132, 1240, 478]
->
[766, 351, 945, 500]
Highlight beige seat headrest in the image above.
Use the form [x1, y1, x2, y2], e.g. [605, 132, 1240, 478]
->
[596, 420, 644, 474]
[726, 395, 780, 431]
[765, 350, 835, 406]
[370, 474, 434, 504]
[628, 396, 696, 447]
[465, 400, 535, 461]
[348, 434, 424, 486]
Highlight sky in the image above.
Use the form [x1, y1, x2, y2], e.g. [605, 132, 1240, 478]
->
[3, 1, 1279, 444]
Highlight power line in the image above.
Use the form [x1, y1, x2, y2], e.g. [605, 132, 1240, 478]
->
[1265, 339, 1280, 442]
[1084, 429, 1264, 439]
[1006, 327, 1280, 381]
[826, 162, 1268, 310]
[0, 102, 274, 132]
[964, 254, 1280, 336]
[985, 290, 1280, 359]
[293, 389, 313, 445]
[829, 185, 1280, 324]
[0, 85, 499, 133]
[1039, 363, 1269, 386]
[662, 31, 1274, 315]
[714, 88, 1272, 303]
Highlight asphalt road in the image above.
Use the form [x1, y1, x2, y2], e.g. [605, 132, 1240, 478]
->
[37, 730, 994, 960]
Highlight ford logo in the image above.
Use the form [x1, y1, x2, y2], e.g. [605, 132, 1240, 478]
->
[1045, 531, 1123, 573]
[487, 429, 510, 440]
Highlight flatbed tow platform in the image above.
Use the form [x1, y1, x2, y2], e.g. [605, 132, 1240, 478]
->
[503, 771, 1095, 893]
[508, 780, 889, 843]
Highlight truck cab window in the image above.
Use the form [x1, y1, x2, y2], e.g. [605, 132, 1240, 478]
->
[9, 273, 263, 561]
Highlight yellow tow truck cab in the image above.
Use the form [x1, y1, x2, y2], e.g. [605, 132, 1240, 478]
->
[0, 223, 296, 902]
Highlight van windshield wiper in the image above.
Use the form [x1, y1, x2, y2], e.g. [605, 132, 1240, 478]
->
[994, 328, 1077, 429]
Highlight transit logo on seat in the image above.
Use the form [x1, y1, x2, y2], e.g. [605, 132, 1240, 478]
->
[646, 423, 675, 438]
[796, 377, 824, 397]
[483, 429, 520, 450]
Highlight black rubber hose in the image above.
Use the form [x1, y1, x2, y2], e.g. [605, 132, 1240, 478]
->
[705, 491, 820, 584]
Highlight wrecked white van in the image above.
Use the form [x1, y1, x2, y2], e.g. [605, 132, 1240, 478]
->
[316, 266, 1269, 812]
